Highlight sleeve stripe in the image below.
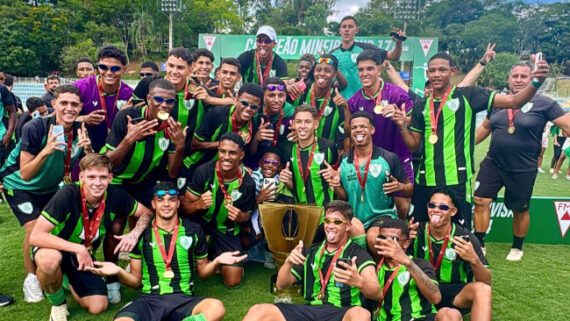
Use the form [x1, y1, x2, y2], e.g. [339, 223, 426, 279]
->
[187, 188, 202, 197]
[409, 126, 423, 133]
[291, 269, 302, 281]
[40, 211, 60, 226]
[487, 91, 496, 111]
[357, 260, 376, 273]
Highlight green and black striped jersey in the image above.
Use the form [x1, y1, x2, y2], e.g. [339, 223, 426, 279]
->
[130, 218, 208, 296]
[410, 222, 488, 284]
[409, 86, 495, 186]
[291, 239, 375, 307]
[376, 258, 437, 321]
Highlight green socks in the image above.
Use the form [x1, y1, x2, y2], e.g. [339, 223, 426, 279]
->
[182, 313, 207, 321]
[46, 288, 66, 306]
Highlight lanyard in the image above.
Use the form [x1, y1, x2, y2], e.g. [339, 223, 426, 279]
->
[255, 50, 273, 86]
[80, 186, 106, 252]
[97, 76, 121, 129]
[308, 84, 332, 125]
[316, 240, 347, 300]
[215, 161, 243, 202]
[507, 109, 519, 134]
[353, 148, 373, 202]
[271, 111, 284, 147]
[376, 258, 402, 306]
[152, 219, 179, 273]
[426, 224, 452, 272]
[63, 129, 74, 181]
[428, 85, 453, 137]
[295, 140, 317, 187]
[363, 81, 384, 105]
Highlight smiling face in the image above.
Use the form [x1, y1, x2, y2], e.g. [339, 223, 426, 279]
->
[219, 63, 241, 90]
[508, 65, 532, 94]
[264, 86, 286, 116]
[259, 152, 282, 178]
[427, 193, 457, 228]
[235, 92, 261, 123]
[192, 56, 213, 79]
[357, 59, 381, 90]
[152, 193, 179, 221]
[297, 60, 312, 80]
[147, 86, 176, 120]
[293, 111, 317, 142]
[350, 116, 375, 147]
[324, 209, 351, 246]
[218, 139, 244, 173]
[79, 166, 112, 202]
[76, 62, 96, 79]
[54, 92, 82, 126]
[97, 57, 125, 88]
[427, 58, 455, 93]
[339, 18, 358, 43]
[165, 55, 191, 89]
[313, 63, 335, 89]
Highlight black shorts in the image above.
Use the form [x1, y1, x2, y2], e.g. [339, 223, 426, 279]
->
[436, 283, 470, 315]
[275, 303, 351, 321]
[411, 183, 472, 229]
[5, 189, 55, 226]
[196, 218, 244, 266]
[115, 293, 205, 321]
[32, 249, 107, 298]
[474, 158, 537, 213]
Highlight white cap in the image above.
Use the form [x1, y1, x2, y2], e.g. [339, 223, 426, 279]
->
[256, 26, 277, 42]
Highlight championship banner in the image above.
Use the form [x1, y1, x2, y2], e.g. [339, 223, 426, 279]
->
[482, 196, 570, 244]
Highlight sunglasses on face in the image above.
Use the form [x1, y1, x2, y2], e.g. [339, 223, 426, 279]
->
[324, 217, 349, 226]
[140, 72, 154, 77]
[156, 189, 177, 197]
[97, 64, 122, 72]
[266, 84, 285, 92]
[378, 235, 404, 242]
[262, 158, 280, 166]
[427, 202, 453, 211]
[317, 57, 334, 65]
[152, 96, 176, 105]
[257, 38, 273, 45]
[240, 100, 260, 110]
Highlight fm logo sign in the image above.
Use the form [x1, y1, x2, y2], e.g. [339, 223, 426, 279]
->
[554, 201, 570, 238]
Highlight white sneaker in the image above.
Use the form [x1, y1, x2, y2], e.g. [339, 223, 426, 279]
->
[481, 247, 487, 256]
[107, 282, 121, 304]
[565, 175, 570, 181]
[537, 167, 545, 173]
[506, 248, 524, 261]
[23, 273, 44, 303]
[549, 168, 555, 174]
[552, 174, 558, 179]
[49, 304, 69, 321]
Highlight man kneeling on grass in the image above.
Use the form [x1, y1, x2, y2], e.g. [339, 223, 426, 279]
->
[242, 200, 380, 321]
[89, 181, 246, 321]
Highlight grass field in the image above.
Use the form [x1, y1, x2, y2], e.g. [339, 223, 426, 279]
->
[0, 138, 569, 320]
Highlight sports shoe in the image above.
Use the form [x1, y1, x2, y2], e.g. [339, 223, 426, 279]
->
[552, 174, 558, 179]
[549, 168, 555, 174]
[23, 273, 44, 303]
[0, 293, 14, 306]
[107, 282, 121, 304]
[506, 248, 524, 261]
[537, 167, 545, 173]
[49, 304, 69, 321]
[481, 247, 487, 256]
[565, 175, 570, 181]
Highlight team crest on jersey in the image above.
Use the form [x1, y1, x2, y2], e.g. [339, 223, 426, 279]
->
[314, 152, 325, 165]
[445, 248, 456, 261]
[351, 53, 359, 63]
[231, 189, 242, 202]
[338, 125, 345, 135]
[397, 271, 410, 286]
[17, 202, 34, 215]
[446, 98, 460, 112]
[177, 177, 186, 190]
[521, 102, 533, 113]
[323, 106, 333, 117]
[279, 124, 285, 135]
[369, 163, 382, 178]
[117, 100, 127, 110]
[79, 226, 101, 242]
[184, 99, 195, 110]
[179, 236, 193, 250]
[270, 70, 276, 77]
[158, 138, 170, 151]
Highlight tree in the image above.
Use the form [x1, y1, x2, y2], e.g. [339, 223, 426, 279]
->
[59, 39, 98, 77]
[478, 52, 520, 89]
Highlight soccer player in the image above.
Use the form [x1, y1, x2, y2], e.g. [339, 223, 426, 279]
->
[16, 97, 49, 142]
[392, 52, 550, 229]
[0, 85, 91, 303]
[182, 132, 256, 288]
[473, 61, 570, 261]
[191, 48, 217, 87]
[139, 61, 159, 78]
[238, 25, 288, 86]
[0, 80, 16, 164]
[330, 15, 404, 99]
[348, 49, 414, 218]
[75, 58, 96, 79]
[408, 189, 491, 321]
[41, 74, 60, 109]
[88, 181, 246, 321]
[101, 79, 185, 208]
[29, 154, 153, 321]
[242, 200, 379, 321]
[74, 46, 133, 152]
[373, 218, 442, 321]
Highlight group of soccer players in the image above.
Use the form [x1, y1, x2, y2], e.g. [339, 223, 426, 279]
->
[0, 13, 568, 321]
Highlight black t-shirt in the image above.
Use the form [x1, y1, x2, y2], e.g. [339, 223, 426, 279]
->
[237, 49, 288, 84]
[486, 94, 566, 172]
[15, 113, 32, 142]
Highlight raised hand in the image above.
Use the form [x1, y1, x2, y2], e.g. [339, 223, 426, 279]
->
[408, 217, 419, 240]
[333, 87, 348, 108]
[383, 172, 401, 194]
[285, 240, 306, 265]
[77, 122, 93, 153]
[199, 191, 213, 210]
[480, 43, 496, 65]
[391, 103, 407, 128]
[216, 251, 248, 265]
[317, 160, 340, 187]
[82, 109, 106, 126]
[125, 115, 158, 144]
[167, 117, 186, 149]
[279, 162, 293, 185]
[333, 256, 361, 287]
[86, 261, 121, 276]
[254, 118, 274, 143]
[451, 236, 479, 265]
[42, 124, 66, 157]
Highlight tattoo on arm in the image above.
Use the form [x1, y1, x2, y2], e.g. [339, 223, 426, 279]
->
[132, 212, 153, 236]
[409, 261, 440, 294]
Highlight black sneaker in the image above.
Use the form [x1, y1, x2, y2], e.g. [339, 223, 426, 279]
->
[0, 293, 14, 306]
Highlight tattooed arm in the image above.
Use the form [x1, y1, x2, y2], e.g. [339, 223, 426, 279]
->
[113, 203, 154, 253]
[405, 258, 442, 305]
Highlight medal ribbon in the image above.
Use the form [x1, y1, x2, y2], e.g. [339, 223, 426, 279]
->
[183, 80, 191, 100]
[271, 111, 284, 147]
[295, 140, 317, 186]
[215, 161, 243, 202]
[255, 50, 273, 86]
[80, 185, 106, 249]
[362, 80, 384, 105]
[353, 148, 373, 199]
[97, 76, 121, 129]
[309, 84, 332, 125]
[152, 219, 179, 272]
[507, 109, 519, 129]
[317, 240, 347, 300]
[376, 258, 402, 306]
[426, 224, 452, 272]
[64, 128, 74, 181]
[231, 108, 252, 144]
[428, 85, 453, 137]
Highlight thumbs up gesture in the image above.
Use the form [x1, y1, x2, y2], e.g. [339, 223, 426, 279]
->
[280, 161, 293, 186]
[318, 160, 341, 187]
[333, 87, 348, 108]
[286, 240, 306, 265]
[254, 117, 274, 143]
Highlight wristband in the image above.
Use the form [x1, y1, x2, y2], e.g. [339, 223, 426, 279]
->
[479, 60, 487, 66]
[531, 79, 543, 88]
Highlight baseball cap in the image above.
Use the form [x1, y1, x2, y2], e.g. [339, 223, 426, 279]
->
[256, 26, 277, 42]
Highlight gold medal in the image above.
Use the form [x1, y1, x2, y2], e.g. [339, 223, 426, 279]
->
[157, 110, 169, 121]
[374, 104, 383, 115]
[317, 292, 324, 300]
[224, 198, 233, 207]
[163, 269, 175, 279]
[188, 84, 197, 94]
[507, 126, 515, 134]
[63, 175, 72, 185]
[86, 245, 93, 255]
[239, 130, 250, 143]
[428, 134, 438, 145]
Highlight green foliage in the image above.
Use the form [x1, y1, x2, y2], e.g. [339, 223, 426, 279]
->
[478, 52, 521, 89]
[59, 39, 98, 77]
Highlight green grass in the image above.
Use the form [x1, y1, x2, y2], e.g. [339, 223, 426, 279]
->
[0, 134, 568, 320]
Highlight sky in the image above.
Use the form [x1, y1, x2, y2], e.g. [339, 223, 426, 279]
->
[329, 0, 368, 22]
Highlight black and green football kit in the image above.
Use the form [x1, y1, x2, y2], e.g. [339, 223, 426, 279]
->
[375, 258, 437, 321]
[252, 101, 295, 154]
[409, 86, 495, 228]
[115, 218, 209, 321]
[237, 49, 288, 85]
[0, 116, 84, 225]
[339, 146, 408, 228]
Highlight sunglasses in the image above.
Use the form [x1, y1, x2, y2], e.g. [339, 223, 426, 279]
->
[140, 72, 154, 77]
[324, 217, 349, 226]
[378, 235, 404, 242]
[266, 84, 285, 92]
[262, 158, 280, 166]
[427, 202, 453, 211]
[152, 96, 176, 105]
[257, 38, 273, 45]
[317, 57, 334, 65]
[156, 189, 177, 197]
[97, 64, 122, 72]
[240, 100, 260, 110]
